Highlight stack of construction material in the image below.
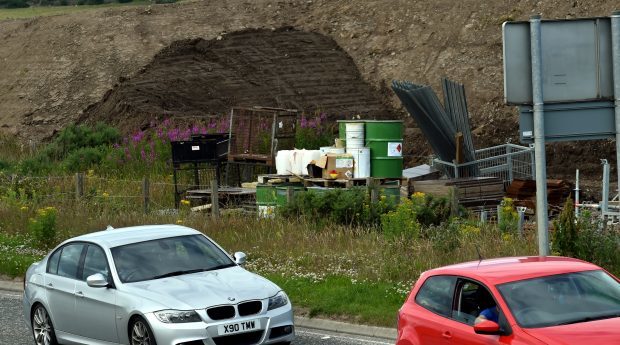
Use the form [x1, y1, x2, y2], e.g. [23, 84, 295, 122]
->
[411, 177, 505, 210]
[506, 179, 572, 210]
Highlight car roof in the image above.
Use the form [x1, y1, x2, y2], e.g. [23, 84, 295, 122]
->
[426, 256, 602, 285]
[68, 225, 202, 248]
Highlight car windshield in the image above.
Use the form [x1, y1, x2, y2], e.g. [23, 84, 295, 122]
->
[498, 270, 620, 328]
[111, 234, 235, 283]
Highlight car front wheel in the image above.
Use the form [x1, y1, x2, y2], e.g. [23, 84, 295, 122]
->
[129, 317, 157, 345]
[31, 305, 58, 345]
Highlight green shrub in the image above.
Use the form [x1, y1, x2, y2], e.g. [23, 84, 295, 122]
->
[553, 199, 620, 273]
[28, 207, 58, 249]
[63, 146, 108, 172]
[498, 197, 519, 233]
[423, 219, 462, 252]
[281, 188, 397, 227]
[410, 192, 452, 227]
[381, 198, 420, 239]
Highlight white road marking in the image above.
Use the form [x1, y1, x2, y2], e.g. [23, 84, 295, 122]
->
[0, 291, 21, 299]
[297, 329, 393, 345]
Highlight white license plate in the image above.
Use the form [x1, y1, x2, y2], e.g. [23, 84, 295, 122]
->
[217, 319, 261, 335]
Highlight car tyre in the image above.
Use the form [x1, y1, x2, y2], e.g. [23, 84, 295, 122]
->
[31, 304, 59, 345]
[129, 317, 158, 345]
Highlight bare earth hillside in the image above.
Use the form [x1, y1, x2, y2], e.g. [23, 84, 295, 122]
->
[0, 0, 618, 178]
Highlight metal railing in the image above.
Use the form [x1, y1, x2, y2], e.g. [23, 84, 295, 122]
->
[432, 143, 535, 185]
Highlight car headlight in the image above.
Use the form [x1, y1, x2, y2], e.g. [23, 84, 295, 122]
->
[268, 291, 289, 311]
[154, 310, 202, 323]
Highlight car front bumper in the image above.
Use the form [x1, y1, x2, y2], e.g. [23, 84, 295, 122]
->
[145, 304, 294, 345]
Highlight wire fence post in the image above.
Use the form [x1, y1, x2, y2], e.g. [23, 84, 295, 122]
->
[211, 180, 219, 218]
[75, 173, 84, 200]
[143, 177, 150, 214]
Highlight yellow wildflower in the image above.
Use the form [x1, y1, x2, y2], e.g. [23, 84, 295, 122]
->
[20, 206, 28, 211]
[102, 192, 110, 198]
[176, 219, 183, 224]
[181, 199, 191, 206]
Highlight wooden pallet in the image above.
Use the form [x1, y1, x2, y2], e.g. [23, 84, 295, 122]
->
[302, 177, 401, 188]
[257, 174, 303, 184]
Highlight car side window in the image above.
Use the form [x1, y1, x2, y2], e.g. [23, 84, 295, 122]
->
[57, 243, 85, 279]
[415, 275, 456, 317]
[452, 279, 496, 325]
[82, 245, 109, 281]
[47, 249, 62, 275]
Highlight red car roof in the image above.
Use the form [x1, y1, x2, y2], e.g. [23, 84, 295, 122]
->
[426, 256, 603, 285]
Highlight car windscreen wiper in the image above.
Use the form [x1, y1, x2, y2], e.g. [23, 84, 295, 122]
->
[152, 268, 209, 279]
[205, 263, 236, 271]
[556, 312, 620, 325]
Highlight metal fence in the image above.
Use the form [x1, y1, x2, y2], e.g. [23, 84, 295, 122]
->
[432, 143, 535, 185]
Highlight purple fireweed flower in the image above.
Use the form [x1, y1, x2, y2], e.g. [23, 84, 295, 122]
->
[141, 149, 147, 161]
[112, 143, 120, 149]
[192, 125, 200, 134]
[162, 118, 171, 127]
[300, 116, 308, 128]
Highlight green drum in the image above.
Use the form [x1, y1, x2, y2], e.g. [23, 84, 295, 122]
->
[275, 185, 306, 206]
[256, 184, 278, 217]
[365, 120, 404, 178]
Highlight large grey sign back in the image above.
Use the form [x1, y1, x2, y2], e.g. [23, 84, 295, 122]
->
[503, 18, 613, 105]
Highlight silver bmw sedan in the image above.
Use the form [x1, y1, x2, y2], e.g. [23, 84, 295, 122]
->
[22, 225, 294, 345]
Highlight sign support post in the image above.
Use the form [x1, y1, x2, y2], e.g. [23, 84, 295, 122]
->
[612, 11, 620, 200]
[530, 15, 550, 256]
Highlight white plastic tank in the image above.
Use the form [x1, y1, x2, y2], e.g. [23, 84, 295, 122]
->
[346, 147, 370, 178]
[276, 150, 292, 175]
[345, 122, 365, 149]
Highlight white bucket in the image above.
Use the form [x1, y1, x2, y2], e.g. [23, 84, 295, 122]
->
[320, 146, 346, 155]
[347, 147, 370, 178]
[346, 122, 365, 149]
[276, 150, 292, 175]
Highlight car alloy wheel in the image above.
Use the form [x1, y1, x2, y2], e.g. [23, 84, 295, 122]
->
[130, 318, 157, 345]
[32, 305, 57, 345]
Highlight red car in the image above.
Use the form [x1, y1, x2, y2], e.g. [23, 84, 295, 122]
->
[396, 256, 620, 344]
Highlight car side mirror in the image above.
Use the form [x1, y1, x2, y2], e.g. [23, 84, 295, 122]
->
[86, 273, 109, 288]
[233, 252, 247, 266]
[474, 320, 501, 335]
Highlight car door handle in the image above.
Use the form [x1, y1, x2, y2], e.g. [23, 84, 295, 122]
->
[442, 331, 452, 339]
[46, 283, 54, 290]
[75, 291, 84, 298]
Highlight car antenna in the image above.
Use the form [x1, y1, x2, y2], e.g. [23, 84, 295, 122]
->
[476, 245, 484, 263]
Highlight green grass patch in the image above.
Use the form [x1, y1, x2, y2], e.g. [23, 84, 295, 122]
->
[0, 1, 153, 20]
[0, 233, 45, 278]
[266, 274, 404, 327]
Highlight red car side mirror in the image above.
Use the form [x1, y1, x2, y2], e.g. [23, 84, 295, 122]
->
[474, 320, 501, 335]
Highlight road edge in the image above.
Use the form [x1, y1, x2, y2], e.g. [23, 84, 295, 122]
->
[0, 280, 397, 341]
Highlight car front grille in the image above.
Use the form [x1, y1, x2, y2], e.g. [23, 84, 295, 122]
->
[212, 330, 264, 345]
[207, 305, 235, 320]
[238, 301, 262, 316]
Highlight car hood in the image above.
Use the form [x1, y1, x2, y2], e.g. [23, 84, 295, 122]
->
[122, 266, 280, 311]
[522, 317, 620, 345]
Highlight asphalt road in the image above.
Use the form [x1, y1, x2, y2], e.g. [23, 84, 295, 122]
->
[0, 292, 392, 345]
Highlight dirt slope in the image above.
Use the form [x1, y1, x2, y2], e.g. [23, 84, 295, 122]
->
[79, 27, 394, 129]
[0, 0, 618, 176]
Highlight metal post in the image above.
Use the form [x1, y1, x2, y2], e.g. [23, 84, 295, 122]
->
[480, 210, 488, 224]
[517, 206, 527, 238]
[602, 159, 610, 213]
[575, 169, 580, 218]
[611, 11, 620, 199]
[507, 145, 513, 183]
[530, 15, 550, 256]
[75, 173, 84, 200]
[496, 205, 503, 224]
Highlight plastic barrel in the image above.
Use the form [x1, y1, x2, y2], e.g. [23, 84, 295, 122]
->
[346, 147, 370, 178]
[345, 122, 365, 149]
[256, 184, 277, 218]
[275, 185, 306, 206]
[365, 120, 404, 178]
